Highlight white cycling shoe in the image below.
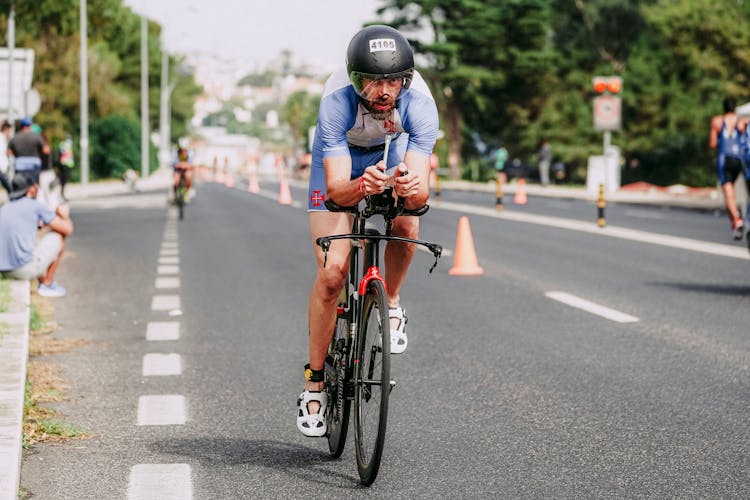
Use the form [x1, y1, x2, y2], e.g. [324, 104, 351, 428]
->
[389, 306, 408, 354]
[296, 390, 327, 437]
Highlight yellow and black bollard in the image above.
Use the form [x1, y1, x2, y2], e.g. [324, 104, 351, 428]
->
[597, 183, 606, 227]
[495, 177, 504, 210]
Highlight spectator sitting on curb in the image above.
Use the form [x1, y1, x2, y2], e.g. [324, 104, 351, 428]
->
[0, 173, 73, 297]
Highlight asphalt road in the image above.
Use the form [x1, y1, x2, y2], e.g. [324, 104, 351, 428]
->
[21, 181, 750, 499]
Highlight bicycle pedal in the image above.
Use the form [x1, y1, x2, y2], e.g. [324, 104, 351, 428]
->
[389, 380, 397, 393]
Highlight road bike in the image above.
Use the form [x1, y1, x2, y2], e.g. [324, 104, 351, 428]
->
[175, 168, 188, 220]
[317, 188, 442, 485]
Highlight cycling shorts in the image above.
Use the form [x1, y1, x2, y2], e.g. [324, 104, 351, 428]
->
[716, 155, 745, 185]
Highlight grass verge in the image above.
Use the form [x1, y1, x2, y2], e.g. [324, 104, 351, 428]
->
[23, 293, 90, 450]
[0, 279, 10, 344]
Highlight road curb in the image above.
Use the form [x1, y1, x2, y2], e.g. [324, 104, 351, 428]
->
[0, 280, 30, 500]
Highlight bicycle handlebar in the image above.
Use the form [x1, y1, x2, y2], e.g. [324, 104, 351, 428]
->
[316, 233, 443, 273]
[324, 189, 430, 219]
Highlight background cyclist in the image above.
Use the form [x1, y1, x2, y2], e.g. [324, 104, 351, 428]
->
[297, 25, 439, 437]
[172, 138, 195, 201]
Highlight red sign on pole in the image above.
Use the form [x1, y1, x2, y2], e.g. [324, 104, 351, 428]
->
[593, 95, 621, 131]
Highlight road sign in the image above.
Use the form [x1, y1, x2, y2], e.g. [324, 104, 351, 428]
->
[0, 48, 35, 116]
[593, 95, 621, 131]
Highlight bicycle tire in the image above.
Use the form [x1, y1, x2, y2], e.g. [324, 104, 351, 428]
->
[176, 177, 186, 220]
[326, 314, 351, 458]
[353, 278, 390, 486]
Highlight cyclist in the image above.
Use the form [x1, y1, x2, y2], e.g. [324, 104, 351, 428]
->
[172, 141, 195, 202]
[710, 97, 748, 240]
[297, 25, 439, 437]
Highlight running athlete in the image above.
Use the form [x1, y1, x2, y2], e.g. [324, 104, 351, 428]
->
[710, 97, 748, 240]
[297, 25, 439, 437]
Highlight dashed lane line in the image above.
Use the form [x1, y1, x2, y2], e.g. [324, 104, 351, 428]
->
[151, 295, 181, 311]
[128, 464, 192, 500]
[137, 395, 186, 425]
[545, 291, 639, 323]
[157, 265, 179, 275]
[146, 321, 180, 341]
[142, 354, 182, 377]
[155, 277, 180, 289]
[158, 256, 180, 265]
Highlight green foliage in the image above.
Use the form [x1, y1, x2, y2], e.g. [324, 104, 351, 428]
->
[0, 0, 200, 178]
[89, 115, 141, 180]
[282, 91, 321, 152]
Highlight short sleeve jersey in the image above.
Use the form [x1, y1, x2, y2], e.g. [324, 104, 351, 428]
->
[0, 197, 56, 270]
[307, 68, 439, 210]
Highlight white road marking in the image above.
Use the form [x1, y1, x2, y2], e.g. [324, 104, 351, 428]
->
[142, 353, 182, 376]
[146, 321, 180, 341]
[151, 295, 181, 311]
[161, 241, 178, 249]
[157, 265, 179, 275]
[137, 395, 186, 425]
[128, 464, 192, 500]
[155, 277, 180, 289]
[624, 209, 666, 220]
[545, 291, 639, 323]
[158, 256, 180, 265]
[168, 309, 183, 317]
[160, 248, 179, 256]
[434, 200, 750, 260]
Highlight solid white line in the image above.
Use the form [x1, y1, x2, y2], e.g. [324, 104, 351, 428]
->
[545, 291, 639, 323]
[155, 277, 180, 289]
[142, 354, 182, 376]
[434, 200, 750, 260]
[157, 265, 179, 275]
[137, 395, 186, 425]
[128, 464, 193, 500]
[146, 321, 180, 341]
[151, 295, 181, 311]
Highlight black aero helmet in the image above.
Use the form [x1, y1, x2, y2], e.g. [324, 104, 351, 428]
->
[346, 25, 414, 97]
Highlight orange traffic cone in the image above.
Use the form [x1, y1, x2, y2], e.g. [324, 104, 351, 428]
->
[448, 216, 484, 275]
[278, 178, 293, 205]
[514, 178, 527, 205]
[247, 169, 259, 193]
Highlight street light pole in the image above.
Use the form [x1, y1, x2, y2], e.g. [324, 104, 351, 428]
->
[79, 0, 89, 187]
[159, 46, 170, 170]
[140, 15, 149, 178]
[7, 1, 14, 133]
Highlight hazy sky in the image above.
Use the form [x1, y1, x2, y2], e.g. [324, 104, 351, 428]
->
[124, 0, 382, 70]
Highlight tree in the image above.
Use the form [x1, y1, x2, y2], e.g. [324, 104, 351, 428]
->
[281, 90, 320, 154]
[376, 0, 553, 179]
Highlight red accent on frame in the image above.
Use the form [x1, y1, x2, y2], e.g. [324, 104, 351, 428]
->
[358, 266, 386, 296]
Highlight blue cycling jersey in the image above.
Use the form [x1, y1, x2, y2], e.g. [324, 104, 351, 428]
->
[307, 68, 439, 211]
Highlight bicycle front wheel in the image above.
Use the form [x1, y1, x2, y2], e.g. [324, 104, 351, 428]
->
[326, 314, 351, 458]
[354, 278, 390, 485]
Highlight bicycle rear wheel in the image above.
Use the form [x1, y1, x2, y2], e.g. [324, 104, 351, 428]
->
[354, 278, 390, 485]
[326, 313, 351, 458]
[176, 175, 187, 220]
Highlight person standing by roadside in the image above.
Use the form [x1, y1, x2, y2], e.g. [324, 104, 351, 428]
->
[54, 135, 75, 201]
[0, 121, 11, 196]
[494, 143, 508, 186]
[0, 173, 73, 297]
[538, 139, 551, 186]
[8, 116, 48, 184]
[709, 97, 747, 240]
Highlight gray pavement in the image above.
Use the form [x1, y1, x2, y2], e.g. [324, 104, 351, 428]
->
[0, 169, 732, 499]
